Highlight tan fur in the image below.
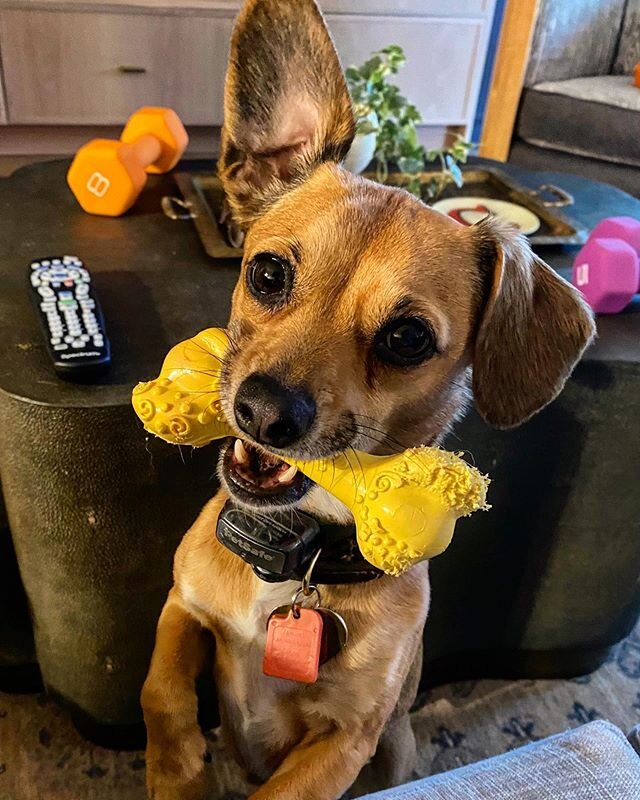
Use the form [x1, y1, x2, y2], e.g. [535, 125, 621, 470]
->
[219, 0, 355, 228]
[142, 2, 595, 799]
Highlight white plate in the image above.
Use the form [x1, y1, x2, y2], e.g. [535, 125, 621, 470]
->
[432, 196, 541, 235]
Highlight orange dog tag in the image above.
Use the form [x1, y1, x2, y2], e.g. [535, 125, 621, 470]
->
[263, 608, 323, 683]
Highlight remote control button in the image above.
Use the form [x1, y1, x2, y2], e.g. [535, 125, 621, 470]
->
[30, 261, 41, 270]
[72, 341, 84, 348]
[64, 335, 74, 344]
[52, 259, 61, 265]
[54, 344, 68, 351]
[78, 269, 91, 281]
[38, 285, 55, 297]
[51, 337, 62, 345]
[76, 285, 90, 297]
[31, 274, 42, 287]
[41, 260, 51, 266]
[93, 335, 104, 346]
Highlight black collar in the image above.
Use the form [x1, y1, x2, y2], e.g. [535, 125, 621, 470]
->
[216, 500, 382, 585]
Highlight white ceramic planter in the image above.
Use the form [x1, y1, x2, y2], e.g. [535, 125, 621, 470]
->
[343, 111, 378, 175]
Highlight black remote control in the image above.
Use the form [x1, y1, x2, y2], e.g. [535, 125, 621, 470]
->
[29, 256, 111, 379]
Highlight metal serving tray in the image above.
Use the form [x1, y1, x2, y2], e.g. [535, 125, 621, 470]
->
[170, 166, 588, 260]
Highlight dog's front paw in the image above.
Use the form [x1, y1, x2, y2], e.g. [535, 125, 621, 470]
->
[146, 770, 208, 800]
[145, 729, 208, 800]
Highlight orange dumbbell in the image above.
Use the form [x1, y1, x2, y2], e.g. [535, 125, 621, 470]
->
[67, 107, 189, 217]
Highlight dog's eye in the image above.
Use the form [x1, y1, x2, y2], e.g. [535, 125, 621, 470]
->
[375, 317, 437, 366]
[247, 253, 291, 304]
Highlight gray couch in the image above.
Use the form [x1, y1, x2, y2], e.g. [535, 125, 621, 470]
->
[510, 0, 640, 198]
[362, 722, 640, 800]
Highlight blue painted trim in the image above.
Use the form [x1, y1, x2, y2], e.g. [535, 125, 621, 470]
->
[472, 0, 507, 146]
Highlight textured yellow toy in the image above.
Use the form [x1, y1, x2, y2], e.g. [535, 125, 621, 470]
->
[132, 329, 490, 576]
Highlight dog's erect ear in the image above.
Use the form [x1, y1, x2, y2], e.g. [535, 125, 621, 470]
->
[472, 217, 596, 429]
[219, 0, 356, 228]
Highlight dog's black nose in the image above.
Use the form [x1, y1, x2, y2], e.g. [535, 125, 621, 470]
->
[234, 373, 316, 448]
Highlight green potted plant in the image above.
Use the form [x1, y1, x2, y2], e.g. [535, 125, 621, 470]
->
[344, 45, 473, 202]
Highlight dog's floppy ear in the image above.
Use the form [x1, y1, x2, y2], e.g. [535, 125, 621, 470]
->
[219, 0, 356, 228]
[472, 217, 596, 429]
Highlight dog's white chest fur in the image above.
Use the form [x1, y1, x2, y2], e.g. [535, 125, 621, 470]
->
[217, 581, 302, 773]
[228, 579, 297, 643]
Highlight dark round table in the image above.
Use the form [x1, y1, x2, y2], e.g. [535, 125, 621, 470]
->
[0, 158, 638, 745]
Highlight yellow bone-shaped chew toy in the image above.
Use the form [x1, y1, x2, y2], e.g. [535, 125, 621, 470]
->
[132, 328, 230, 447]
[295, 450, 488, 575]
[132, 329, 490, 575]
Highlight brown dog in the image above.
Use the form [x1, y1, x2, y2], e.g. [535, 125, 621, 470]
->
[141, 2, 595, 799]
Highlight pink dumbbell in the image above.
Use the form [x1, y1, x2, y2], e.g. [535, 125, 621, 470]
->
[572, 217, 640, 314]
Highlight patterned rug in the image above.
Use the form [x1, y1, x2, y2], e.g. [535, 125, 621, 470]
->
[2, 622, 640, 800]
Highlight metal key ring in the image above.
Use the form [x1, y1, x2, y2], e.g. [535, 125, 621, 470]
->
[290, 586, 322, 619]
[302, 549, 322, 596]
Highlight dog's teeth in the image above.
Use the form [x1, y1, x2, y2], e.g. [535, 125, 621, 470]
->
[234, 439, 249, 464]
[278, 464, 298, 484]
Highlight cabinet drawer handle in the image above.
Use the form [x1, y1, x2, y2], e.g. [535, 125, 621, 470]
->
[117, 65, 147, 74]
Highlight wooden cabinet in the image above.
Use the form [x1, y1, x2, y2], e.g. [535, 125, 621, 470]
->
[0, 9, 233, 124]
[0, 0, 497, 148]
